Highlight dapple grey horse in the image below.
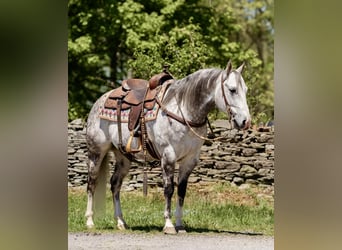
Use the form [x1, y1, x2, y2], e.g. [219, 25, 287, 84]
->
[85, 60, 251, 234]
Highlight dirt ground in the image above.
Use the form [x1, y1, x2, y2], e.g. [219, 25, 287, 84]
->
[68, 232, 274, 250]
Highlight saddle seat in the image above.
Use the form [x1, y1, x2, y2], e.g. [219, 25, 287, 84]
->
[104, 71, 174, 131]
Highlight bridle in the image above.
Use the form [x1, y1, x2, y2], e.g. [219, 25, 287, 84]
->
[220, 71, 234, 125]
[174, 70, 238, 141]
[156, 70, 242, 141]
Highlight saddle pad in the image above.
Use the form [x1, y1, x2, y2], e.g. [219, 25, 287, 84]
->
[98, 81, 170, 123]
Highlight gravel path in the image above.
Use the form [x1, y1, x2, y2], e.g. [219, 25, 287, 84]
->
[68, 232, 274, 250]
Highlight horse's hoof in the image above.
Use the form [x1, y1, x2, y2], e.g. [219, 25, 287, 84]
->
[163, 226, 177, 235]
[86, 220, 95, 229]
[117, 223, 128, 230]
[175, 226, 187, 233]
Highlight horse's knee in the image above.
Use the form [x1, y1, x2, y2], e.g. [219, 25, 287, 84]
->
[178, 177, 188, 194]
[87, 169, 100, 193]
[87, 180, 95, 194]
[164, 182, 174, 198]
[110, 173, 122, 193]
[110, 162, 129, 191]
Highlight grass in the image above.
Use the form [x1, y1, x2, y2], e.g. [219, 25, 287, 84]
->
[68, 182, 274, 235]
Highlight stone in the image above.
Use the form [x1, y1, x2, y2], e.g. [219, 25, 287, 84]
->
[133, 183, 143, 188]
[136, 175, 143, 182]
[207, 169, 219, 176]
[265, 144, 274, 153]
[232, 177, 244, 185]
[258, 168, 270, 175]
[250, 143, 265, 149]
[224, 176, 233, 181]
[67, 119, 274, 188]
[238, 183, 250, 190]
[68, 160, 79, 164]
[259, 175, 274, 184]
[122, 186, 135, 192]
[199, 156, 212, 161]
[73, 163, 88, 169]
[71, 167, 88, 174]
[240, 165, 257, 173]
[188, 176, 201, 183]
[245, 179, 259, 185]
[256, 134, 272, 143]
[68, 172, 76, 176]
[221, 155, 233, 161]
[214, 161, 227, 170]
[68, 148, 76, 154]
[70, 118, 84, 125]
[230, 156, 245, 163]
[73, 179, 83, 184]
[242, 148, 258, 156]
[224, 162, 240, 172]
[254, 160, 273, 169]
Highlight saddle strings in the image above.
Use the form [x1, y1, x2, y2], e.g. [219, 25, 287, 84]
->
[141, 85, 149, 196]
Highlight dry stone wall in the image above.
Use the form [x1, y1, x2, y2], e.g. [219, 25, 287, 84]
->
[68, 119, 274, 189]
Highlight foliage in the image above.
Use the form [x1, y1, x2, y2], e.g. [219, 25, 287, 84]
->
[68, 0, 273, 124]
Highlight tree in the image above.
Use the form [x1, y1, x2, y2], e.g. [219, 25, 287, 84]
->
[68, 0, 274, 124]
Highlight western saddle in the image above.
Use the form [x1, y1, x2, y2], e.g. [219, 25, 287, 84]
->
[104, 68, 174, 158]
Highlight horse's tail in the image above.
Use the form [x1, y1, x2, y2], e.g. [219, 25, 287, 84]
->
[94, 152, 109, 219]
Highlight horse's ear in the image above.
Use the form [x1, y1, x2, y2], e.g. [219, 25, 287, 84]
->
[226, 60, 232, 75]
[236, 62, 245, 73]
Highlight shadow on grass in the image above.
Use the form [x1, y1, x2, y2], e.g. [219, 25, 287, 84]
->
[129, 225, 263, 236]
[129, 225, 165, 232]
[186, 227, 264, 236]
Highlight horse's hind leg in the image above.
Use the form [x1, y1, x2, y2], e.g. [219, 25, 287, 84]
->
[110, 149, 131, 230]
[85, 148, 110, 229]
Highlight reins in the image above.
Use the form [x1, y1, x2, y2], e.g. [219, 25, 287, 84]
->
[155, 96, 206, 128]
[156, 72, 234, 142]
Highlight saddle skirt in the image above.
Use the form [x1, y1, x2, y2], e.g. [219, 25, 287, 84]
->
[98, 79, 173, 125]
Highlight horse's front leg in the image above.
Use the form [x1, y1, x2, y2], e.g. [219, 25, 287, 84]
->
[175, 158, 198, 233]
[111, 149, 131, 230]
[161, 148, 177, 234]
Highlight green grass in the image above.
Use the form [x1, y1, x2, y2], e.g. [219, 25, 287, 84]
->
[68, 183, 274, 235]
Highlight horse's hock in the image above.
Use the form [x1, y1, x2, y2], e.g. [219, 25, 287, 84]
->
[68, 119, 274, 188]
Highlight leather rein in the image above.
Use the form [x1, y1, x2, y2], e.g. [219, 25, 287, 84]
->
[156, 72, 234, 141]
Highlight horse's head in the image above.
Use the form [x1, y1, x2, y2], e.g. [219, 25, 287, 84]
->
[216, 60, 251, 130]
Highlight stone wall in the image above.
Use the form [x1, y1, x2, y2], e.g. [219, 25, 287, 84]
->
[68, 119, 274, 189]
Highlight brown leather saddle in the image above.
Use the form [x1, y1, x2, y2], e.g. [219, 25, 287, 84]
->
[104, 71, 173, 130]
[103, 70, 174, 155]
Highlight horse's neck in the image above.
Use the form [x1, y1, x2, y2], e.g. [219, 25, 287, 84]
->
[183, 91, 215, 124]
[177, 69, 222, 124]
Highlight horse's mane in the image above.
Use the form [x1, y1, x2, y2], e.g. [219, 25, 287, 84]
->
[163, 68, 223, 111]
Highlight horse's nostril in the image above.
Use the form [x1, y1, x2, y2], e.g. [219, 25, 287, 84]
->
[243, 119, 251, 130]
[242, 119, 246, 127]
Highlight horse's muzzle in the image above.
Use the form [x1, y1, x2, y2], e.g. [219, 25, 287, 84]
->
[233, 118, 251, 130]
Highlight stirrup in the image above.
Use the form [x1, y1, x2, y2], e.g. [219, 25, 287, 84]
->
[126, 130, 142, 153]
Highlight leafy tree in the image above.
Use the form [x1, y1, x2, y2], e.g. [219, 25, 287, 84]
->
[68, 0, 273, 124]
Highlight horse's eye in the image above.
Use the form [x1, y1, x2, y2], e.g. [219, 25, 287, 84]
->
[229, 88, 237, 94]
